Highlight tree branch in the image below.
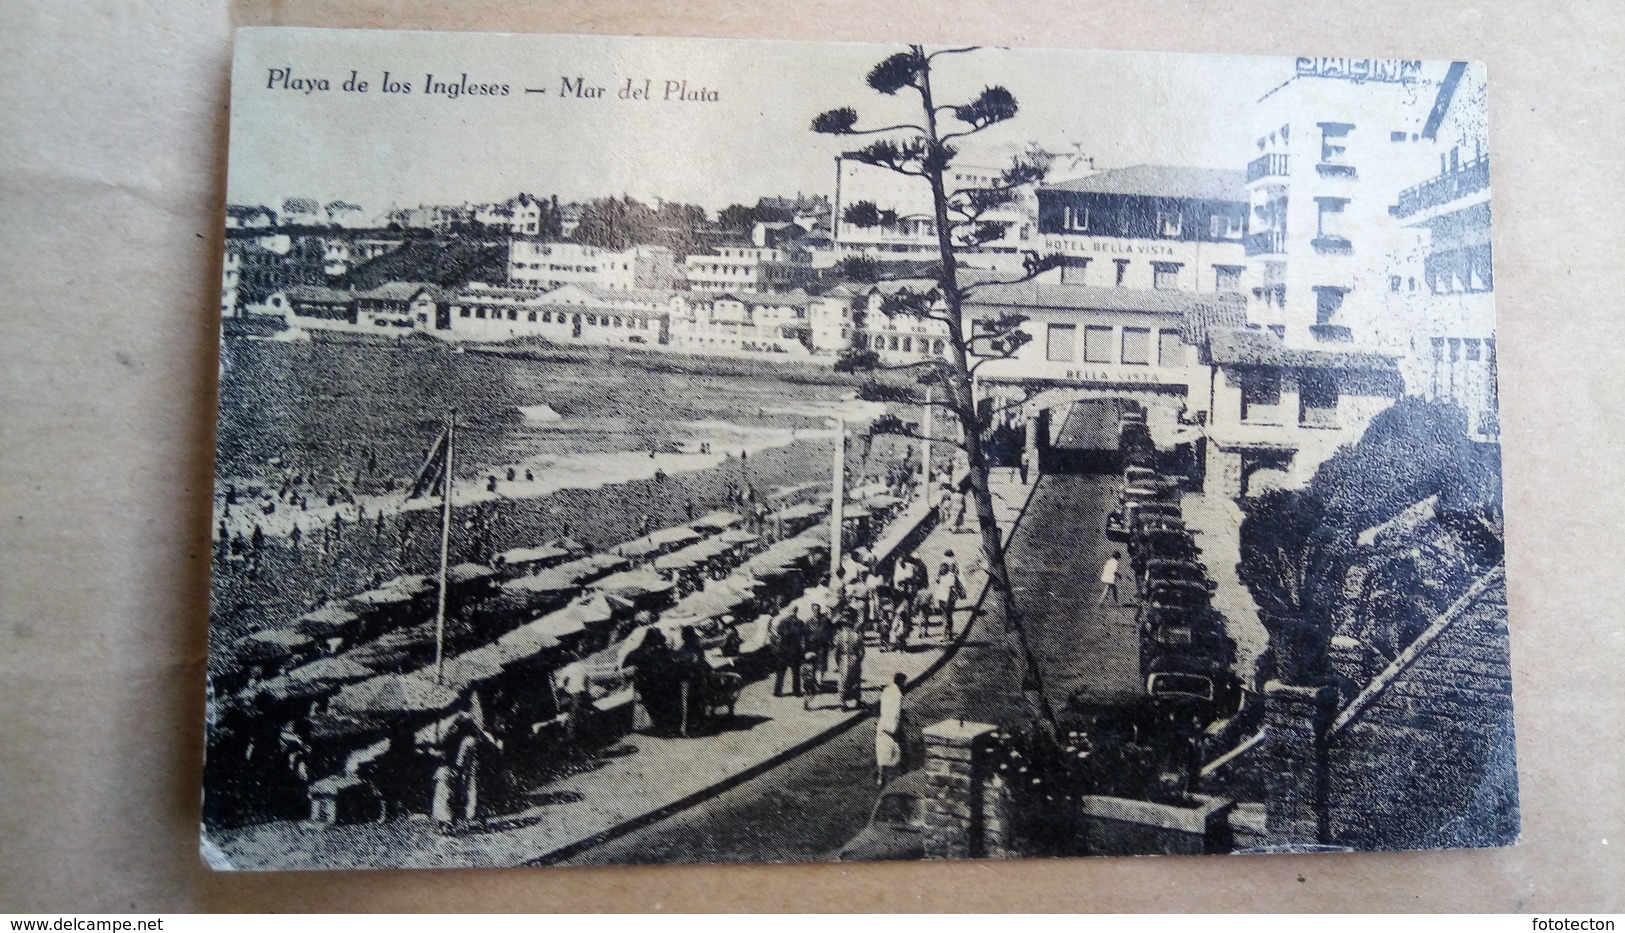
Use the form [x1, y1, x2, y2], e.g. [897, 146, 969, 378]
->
[926, 46, 980, 61]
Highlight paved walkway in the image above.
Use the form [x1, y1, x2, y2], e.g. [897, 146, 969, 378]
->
[206, 470, 1037, 870]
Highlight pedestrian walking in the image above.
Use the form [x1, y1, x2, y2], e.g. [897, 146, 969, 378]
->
[952, 489, 969, 532]
[930, 564, 964, 640]
[1019, 446, 1033, 485]
[1098, 551, 1122, 607]
[875, 672, 907, 787]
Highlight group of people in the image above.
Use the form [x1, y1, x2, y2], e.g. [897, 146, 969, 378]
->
[762, 547, 967, 710]
[621, 624, 726, 736]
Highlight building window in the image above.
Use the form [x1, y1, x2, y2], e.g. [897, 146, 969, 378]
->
[1084, 325, 1114, 363]
[902, 336, 913, 353]
[934, 339, 945, 355]
[1210, 213, 1242, 239]
[1158, 331, 1184, 367]
[1313, 197, 1352, 253]
[1299, 371, 1339, 427]
[1318, 122, 1355, 175]
[1121, 328, 1151, 365]
[1215, 265, 1244, 292]
[527, 311, 537, 322]
[1114, 259, 1130, 287]
[1046, 324, 1076, 362]
[1313, 286, 1346, 325]
[507, 310, 518, 321]
[1156, 211, 1182, 237]
[1152, 262, 1182, 291]
[460, 308, 470, 318]
[889, 336, 899, 351]
[1059, 255, 1091, 285]
[475, 308, 486, 319]
[1240, 370, 1282, 422]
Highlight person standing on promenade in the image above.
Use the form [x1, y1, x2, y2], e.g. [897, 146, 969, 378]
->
[874, 672, 907, 787]
[770, 606, 806, 697]
[835, 611, 866, 711]
[806, 603, 835, 679]
[1098, 551, 1122, 607]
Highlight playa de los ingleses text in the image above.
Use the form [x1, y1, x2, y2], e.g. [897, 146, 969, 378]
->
[264, 69, 722, 103]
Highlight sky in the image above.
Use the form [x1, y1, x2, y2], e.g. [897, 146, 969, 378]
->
[228, 28, 1301, 215]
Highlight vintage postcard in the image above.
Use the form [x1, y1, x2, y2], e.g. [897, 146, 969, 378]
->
[203, 27, 1514, 870]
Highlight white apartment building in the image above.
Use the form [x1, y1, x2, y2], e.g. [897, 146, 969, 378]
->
[507, 241, 677, 291]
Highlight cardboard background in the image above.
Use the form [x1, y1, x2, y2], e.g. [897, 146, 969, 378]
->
[0, 0, 1620, 912]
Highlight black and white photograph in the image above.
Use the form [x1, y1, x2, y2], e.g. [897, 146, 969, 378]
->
[201, 27, 1513, 871]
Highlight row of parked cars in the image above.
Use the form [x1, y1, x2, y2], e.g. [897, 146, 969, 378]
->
[1106, 409, 1240, 720]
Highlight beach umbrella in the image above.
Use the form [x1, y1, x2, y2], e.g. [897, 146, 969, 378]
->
[718, 528, 760, 545]
[613, 536, 664, 559]
[294, 603, 360, 638]
[331, 673, 462, 717]
[666, 579, 759, 624]
[850, 482, 889, 500]
[689, 510, 743, 532]
[861, 493, 904, 509]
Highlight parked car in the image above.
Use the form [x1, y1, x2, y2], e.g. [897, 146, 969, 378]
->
[835, 769, 932, 861]
[1142, 559, 1213, 591]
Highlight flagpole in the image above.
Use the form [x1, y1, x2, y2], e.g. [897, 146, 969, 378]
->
[433, 409, 456, 685]
[828, 416, 845, 590]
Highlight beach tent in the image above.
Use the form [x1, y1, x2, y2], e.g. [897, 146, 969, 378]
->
[664, 579, 760, 625]
[447, 562, 497, 586]
[594, 569, 677, 598]
[237, 628, 315, 662]
[772, 502, 826, 522]
[861, 493, 905, 509]
[434, 643, 512, 689]
[718, 528, 760, 545]
[294, 603, 361, 638]
[651, 536, 735, 572]
[649, 526, 704, 548]
[285, 655, 377, 686]
[689, 510, 743, 533]
[331, 673, 463, 717]
[493, 544, 572, 572]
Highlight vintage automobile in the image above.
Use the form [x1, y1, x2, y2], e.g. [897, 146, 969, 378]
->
[834, 769, 932, 861]
[1130, 528, 1202, 581]
[1106, 489, 1178, 540]
[1139, 604, 1236, 675]
[1142, 558, 1212, 587]
[1145, 652, 1243, 718]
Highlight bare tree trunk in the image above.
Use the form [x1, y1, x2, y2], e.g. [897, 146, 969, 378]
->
[916, 50, 1057, 730]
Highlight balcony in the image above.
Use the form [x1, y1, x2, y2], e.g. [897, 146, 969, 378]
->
[1311, 235, 1352, 255]
[1309, 323, 1353, 342]
[1247, 153, 1290, 183]
[1244, 229, 1286, 257]
[1391, 154, 1491, 219]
